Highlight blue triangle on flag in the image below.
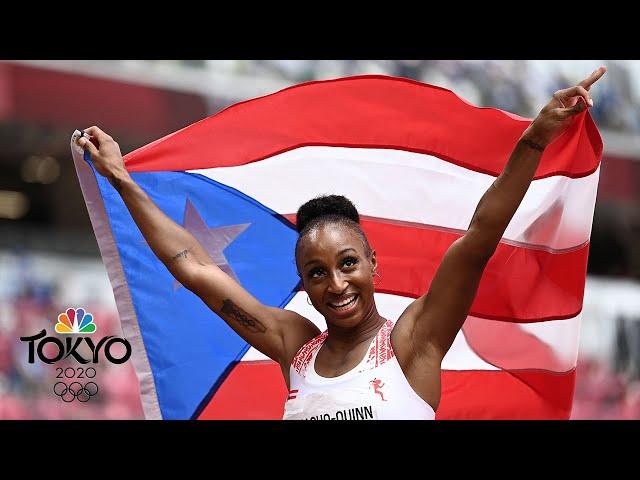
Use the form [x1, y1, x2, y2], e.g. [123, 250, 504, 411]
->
[91, 160, 300, 419]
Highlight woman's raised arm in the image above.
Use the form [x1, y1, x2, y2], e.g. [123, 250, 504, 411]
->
[395, 67, 607, 360]
[77, 126, 319, 371]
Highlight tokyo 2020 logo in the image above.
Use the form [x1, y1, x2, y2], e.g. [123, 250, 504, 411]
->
[19, 307, 132, 403]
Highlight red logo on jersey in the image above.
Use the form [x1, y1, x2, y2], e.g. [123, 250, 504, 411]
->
[370, 378, 387, 401]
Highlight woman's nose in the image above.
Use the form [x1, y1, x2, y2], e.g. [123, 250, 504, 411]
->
[327, 271, 348, 293]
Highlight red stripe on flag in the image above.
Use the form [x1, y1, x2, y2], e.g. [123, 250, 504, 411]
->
[198, 360, 575, 419]
[198, 361, 287, 420]
[437, 369, 576, 420]
[124, 76, 601, 180]
[284, 214, 589, 322]
[462, 316, 571, 372]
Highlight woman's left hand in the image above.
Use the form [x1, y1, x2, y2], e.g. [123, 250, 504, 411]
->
[523, 66, 607, 147]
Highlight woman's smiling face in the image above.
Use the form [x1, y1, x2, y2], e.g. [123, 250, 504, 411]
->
[296, 223, 377, 328]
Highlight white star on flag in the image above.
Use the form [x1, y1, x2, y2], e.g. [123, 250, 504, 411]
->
[172, 198, 250, 291]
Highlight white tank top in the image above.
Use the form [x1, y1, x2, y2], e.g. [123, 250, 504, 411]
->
[283, 319, 436, 420]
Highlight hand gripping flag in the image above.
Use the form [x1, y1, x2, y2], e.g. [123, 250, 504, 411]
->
[71, 75, 602, 419]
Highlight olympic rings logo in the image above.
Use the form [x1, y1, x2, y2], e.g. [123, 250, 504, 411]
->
[53, 381, 99, 402]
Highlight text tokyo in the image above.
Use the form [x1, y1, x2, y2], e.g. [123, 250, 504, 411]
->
[20, 330, 132, 365]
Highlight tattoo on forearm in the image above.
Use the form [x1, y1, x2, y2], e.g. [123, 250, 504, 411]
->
[172, 249, 189, 262]
[170, 248, 208, 266]
[109, 175, 123, 192]
[221, 299, 267, 334]
[520, 138, 545, 152]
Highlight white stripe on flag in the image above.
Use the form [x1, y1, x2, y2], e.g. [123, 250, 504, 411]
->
[191, 146, 599, 251]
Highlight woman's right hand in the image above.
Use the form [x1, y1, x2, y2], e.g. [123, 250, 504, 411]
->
[77, 126, 129, 182]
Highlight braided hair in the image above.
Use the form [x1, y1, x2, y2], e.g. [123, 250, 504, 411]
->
[294, 194, 372, 264]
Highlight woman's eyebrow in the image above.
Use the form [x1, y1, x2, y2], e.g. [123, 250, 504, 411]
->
[303, 259, 321, 268]
[303, 248, 358, 268]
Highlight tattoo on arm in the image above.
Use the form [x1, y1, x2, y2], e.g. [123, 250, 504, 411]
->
[221, 299, 267, 334]
[170, 248, 209, 267]
[171, 249, 189, 262]
[520, 138, 546, 152]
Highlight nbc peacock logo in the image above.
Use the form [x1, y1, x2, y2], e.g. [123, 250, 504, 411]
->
[55, 307, 97, 334]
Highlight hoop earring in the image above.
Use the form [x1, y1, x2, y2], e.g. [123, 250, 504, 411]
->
[373, 271, 381, 286]
[307, 296, 313, 306]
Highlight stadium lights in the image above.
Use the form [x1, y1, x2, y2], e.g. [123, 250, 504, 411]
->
[0, 190, 29, 219]
[21, 155, 60, 185]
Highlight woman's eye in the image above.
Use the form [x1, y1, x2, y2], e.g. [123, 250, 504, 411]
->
[309, 268, 324, 278]
[342, 257, 358, 268]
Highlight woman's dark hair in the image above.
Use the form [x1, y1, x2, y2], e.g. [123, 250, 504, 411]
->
[295, 194, 372, 261]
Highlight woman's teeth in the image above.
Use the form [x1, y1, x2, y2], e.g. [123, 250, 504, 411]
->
[329, 295, 358, 310]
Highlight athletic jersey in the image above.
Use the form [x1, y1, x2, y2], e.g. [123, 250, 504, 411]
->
[283, 318, 436, 420]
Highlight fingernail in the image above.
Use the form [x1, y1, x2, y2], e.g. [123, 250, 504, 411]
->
[78, 137, 86, 146]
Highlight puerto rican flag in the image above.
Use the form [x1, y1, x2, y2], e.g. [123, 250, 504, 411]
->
[71, 75, 602, 420]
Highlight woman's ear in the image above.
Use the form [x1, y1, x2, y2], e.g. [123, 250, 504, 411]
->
[370, 249, 377, 273]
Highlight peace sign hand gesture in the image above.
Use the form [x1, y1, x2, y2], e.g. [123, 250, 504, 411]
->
[523, 66, 607, 148]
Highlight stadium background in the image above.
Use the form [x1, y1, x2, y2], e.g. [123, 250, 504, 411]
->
[0, 60, 638, 419]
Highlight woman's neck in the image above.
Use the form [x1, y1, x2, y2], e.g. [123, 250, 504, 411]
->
[324, 302, 386, 353]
